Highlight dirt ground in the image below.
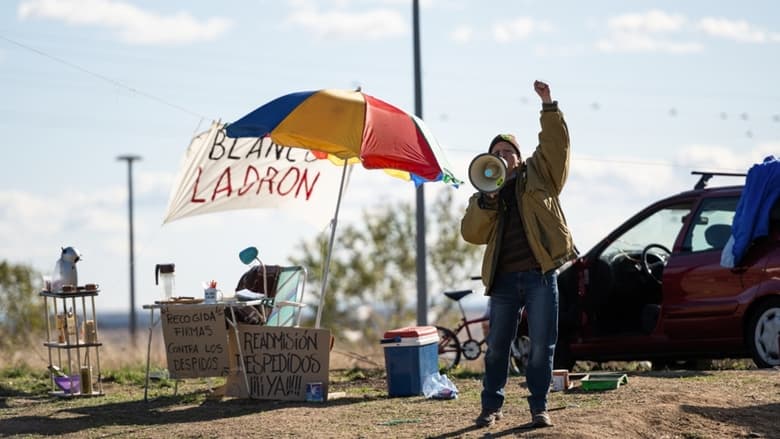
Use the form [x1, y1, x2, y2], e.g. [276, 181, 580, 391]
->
[2, 330, 779, 438]
[2, 365, 779, 438]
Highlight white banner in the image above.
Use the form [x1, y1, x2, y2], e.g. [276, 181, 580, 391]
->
[164, 121, 342, 224]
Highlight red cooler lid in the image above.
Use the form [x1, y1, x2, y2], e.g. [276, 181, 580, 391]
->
[383, 325, 437, 339]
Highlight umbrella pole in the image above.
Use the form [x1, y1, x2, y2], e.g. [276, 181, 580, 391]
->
[315, 161, 349, 329]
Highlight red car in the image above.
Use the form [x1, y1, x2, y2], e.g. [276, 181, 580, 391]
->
[536, 172, 780, 370]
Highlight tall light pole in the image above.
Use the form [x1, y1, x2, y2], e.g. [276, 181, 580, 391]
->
[117, 155, 141, 342]
[412, 0, 427, 325]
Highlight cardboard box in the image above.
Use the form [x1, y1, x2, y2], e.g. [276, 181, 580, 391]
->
[225, 324, 331, 401]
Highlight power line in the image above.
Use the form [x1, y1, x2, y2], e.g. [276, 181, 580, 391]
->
[444, 148, 749, 173]
[0, 34, 208, 120]
[572, 156, 746, 173]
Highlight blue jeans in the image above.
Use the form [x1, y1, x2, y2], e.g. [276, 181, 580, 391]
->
[481, 270, 559, 414]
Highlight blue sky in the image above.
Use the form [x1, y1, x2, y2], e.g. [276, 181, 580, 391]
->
[1, 0, 778, 313]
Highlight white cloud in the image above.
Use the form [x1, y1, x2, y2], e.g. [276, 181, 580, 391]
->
[677, 142, 780, 172]
[563, 143, 766, 251]
[492, 17, 553, 43]
[137, 170, 175, 198]
[0, 187, 127, 281]
[607, 9, 686, 33]
[0, 191, 61, 239]
[285, 5, 407, 39]
[17, 0, 232, 45]
[596, 31, 703, 54]
[563, 157, 674, 252]
[598, 10, 700, 54]
[697, 17, 780, 44]
[534, 43, 588, 57]
[0, 170, 177, 270]
[450, 25, 473, 44]
[673, 144, 751, 172]
[600, 11, 780, 50]
[752, 141, 780, 162]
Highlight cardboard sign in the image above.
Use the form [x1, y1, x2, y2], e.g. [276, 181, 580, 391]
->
[226, 325, 330, 401]
[161, 304, 230, 379]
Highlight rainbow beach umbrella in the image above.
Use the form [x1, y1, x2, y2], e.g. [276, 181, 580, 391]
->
[226, 89, 461, 327]
[226, 88, 461, 186]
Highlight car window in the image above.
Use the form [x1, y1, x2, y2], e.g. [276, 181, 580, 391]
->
[682, 196, 739, 252]
[601, 202, 693, 260]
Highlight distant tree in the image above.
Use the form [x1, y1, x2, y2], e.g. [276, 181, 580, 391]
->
[0, 261, 44, 347]
[289, 189, 481, 340]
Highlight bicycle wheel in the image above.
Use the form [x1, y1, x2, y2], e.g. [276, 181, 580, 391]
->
[509, 334, 530, 375]
[435, 326, 461, 371]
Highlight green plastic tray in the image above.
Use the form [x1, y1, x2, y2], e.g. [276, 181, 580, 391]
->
[581, 373, 628, 391]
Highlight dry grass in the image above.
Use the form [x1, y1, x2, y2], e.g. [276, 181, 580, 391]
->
[2, 330, 779, 439]
[3, 328, 396, 373]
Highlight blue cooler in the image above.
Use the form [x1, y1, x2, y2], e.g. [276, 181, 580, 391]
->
[381, 326, 439, 397]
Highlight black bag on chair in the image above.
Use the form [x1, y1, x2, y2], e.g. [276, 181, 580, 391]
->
[235, 265, 281, 297]
[233, 265, 282, 325]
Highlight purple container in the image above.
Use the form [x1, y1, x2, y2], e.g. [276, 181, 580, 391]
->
[54, 375, 81, 393]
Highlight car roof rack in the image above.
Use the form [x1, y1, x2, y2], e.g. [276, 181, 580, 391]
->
[691, 171, 747, 190]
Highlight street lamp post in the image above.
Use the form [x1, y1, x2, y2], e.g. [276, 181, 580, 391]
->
[412, 0, 427, 326]
[117, 155, 141, 343]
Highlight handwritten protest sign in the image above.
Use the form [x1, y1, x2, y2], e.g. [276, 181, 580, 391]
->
[226, 324, 330, 400]
[163, 121, 341, 224]
[160, 304, 230, 379]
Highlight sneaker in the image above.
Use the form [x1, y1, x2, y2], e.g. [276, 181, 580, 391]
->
[530, 409, 553, 428]
[475, 408, 504, 427]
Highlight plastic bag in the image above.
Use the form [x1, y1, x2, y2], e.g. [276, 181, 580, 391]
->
[422, 372, 458, 400]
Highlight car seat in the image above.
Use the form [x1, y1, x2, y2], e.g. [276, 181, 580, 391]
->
[704, 224, 732, 250]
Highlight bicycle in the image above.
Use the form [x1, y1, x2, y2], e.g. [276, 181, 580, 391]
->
[435, 288, 529, 374]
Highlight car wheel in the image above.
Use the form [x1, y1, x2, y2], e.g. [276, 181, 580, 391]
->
[747, 298, 780, 368]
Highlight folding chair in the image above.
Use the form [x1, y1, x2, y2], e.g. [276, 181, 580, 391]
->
[237, 246, 308, 327]
[264, 266, 308, 327]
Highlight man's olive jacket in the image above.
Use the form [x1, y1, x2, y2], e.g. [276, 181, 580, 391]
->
[461, 102, 578, 294]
